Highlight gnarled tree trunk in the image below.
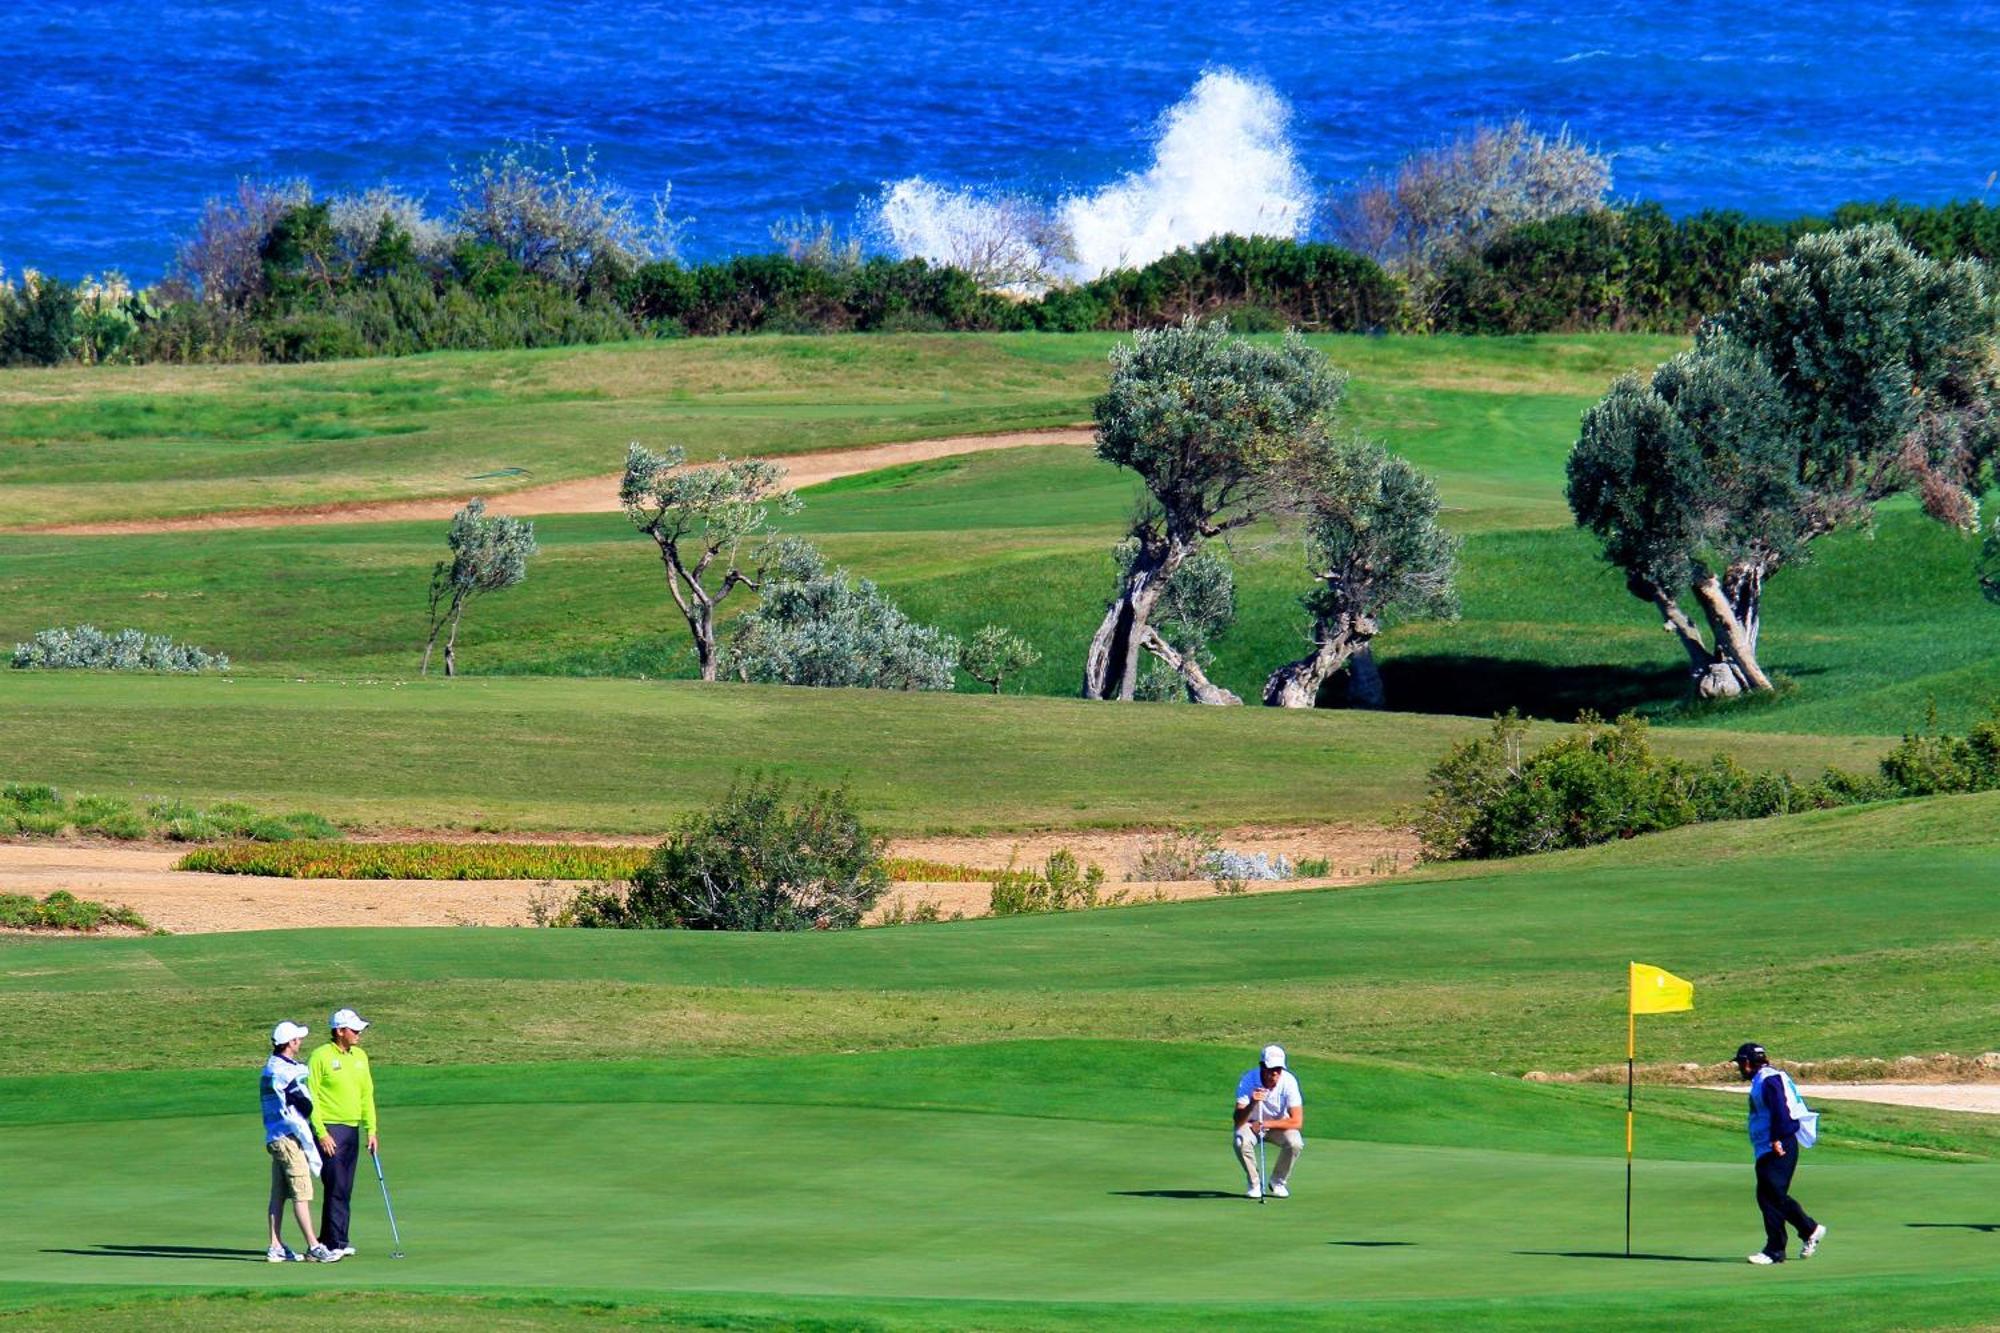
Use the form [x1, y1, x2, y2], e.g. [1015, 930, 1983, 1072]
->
[1082, 535, 1190, 700]
[1640, 569, 1772, 698]
[1136, 626, 1242, 705]
[1263, 613, 1378, 708]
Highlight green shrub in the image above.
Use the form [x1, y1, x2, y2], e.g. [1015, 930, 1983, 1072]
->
[1296, 858, 1332, 877]
[5, 811, 68, 836]
[3, 783, 62, 813]
[565, 776, 887, 931]
[0, 890, 149, 931]
[988, 850, 1113, 917]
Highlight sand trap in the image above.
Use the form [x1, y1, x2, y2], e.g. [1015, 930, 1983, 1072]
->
[1702, 1084, 2000, 1115]
[0, 822, 1416, 934]
[33, 428, 1094, 535]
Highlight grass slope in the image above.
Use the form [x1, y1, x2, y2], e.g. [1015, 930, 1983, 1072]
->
[0, 673, 1884, 833]
[0, 333, 1678, 527]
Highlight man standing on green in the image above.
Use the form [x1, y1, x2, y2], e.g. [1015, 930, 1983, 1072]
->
[307, 1007, 378, 1259]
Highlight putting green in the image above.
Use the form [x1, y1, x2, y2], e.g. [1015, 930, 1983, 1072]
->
[3, 1045, 1996, 1327]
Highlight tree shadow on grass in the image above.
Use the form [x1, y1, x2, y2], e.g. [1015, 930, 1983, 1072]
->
[40, 1242, 267, 1262]
[1111, 1189, 1243, 1200]
[1376, 656, 1690, 722]
[1906, 1222, 2000, 1233]
[1516, 1250, 1734, 1264]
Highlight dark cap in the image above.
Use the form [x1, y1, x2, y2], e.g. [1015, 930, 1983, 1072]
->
[1732, 1042, 1767, 1065]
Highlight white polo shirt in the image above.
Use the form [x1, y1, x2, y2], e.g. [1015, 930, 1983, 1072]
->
[1235, 1068, 1303, 1127]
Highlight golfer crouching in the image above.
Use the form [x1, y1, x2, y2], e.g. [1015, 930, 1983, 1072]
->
[1233, 1044, 1304, 1199]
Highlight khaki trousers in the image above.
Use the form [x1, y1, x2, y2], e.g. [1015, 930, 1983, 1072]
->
[1234, 1125, 1302, 1188]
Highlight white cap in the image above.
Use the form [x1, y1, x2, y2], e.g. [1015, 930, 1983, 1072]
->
[271, 1020, 309, 1045]
[330, 1008, 369, 1032]
[1261, 1044, 1287, 1069]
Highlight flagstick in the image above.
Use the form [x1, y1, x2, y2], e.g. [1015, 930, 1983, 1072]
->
[1625, 1007, 1636, 1258]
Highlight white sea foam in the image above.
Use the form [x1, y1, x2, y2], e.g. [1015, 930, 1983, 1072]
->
[873, 69, 1310, 287]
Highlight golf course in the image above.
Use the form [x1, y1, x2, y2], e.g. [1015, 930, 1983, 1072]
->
[5, 329, 2000, 1330]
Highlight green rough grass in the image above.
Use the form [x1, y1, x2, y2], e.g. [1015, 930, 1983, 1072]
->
[4, 793, 1994, 1079]
[0, 673, 1884, 834]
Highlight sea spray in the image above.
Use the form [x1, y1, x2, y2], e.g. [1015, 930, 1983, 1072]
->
[1056, 70, 1309, 279]
[874, 69, 1310, 288]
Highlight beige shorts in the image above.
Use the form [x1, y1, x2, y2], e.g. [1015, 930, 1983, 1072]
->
[267, 1135, 314, 1202]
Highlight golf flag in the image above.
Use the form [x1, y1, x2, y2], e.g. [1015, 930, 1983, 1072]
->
[1624, 961, 1694, 1257]
[1629, 962, 1694, 1016]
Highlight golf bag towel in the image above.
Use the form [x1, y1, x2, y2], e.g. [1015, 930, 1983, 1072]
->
[1747, 1066, 1817, 1153]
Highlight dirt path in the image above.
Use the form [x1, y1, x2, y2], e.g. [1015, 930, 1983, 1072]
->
[34, 428, 1094, 535]
[0, 823, 1415, 934]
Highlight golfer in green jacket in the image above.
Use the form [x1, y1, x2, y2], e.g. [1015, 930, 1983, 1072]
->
[306, 1007, 378, 1258]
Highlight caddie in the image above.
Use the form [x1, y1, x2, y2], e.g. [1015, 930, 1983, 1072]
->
[1232, 1043, 1304, 1199]
[261, 1020, 338, 1263]
[1733, 1041, 1827, 1265]
[307, 1006, 379, 1259]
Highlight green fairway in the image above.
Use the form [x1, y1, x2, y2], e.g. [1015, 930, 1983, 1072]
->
[0, 672, 1885, 833]
[2, 1045, 1996, 1330]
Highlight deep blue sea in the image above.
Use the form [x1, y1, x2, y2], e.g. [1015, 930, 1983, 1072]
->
[5, 1, 2000, 280]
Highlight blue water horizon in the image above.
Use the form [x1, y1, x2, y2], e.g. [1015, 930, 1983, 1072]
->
[4, 1, 1999, 280]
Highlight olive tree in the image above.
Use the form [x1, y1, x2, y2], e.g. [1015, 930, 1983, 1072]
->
[421, 499, 538, 677]
[1128, 546, 1241, 705]
[959, 625, 1041, 693]
[1568, 224, 2000, 697]
[1083, 317, 1346, 701]
[1264, 437, 1459, 708]
[620, 444, 799, 681]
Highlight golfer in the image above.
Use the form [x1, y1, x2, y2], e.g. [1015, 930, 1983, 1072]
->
[307, 1007, 379, 1259]
[261, 1020, 339, 1263]
[1734, 1041, 1827, 1264]
[1232, 1044, 1304, 1199]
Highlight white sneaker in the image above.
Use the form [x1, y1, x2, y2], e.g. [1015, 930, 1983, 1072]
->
[1747, 1252, 1781, 1265]
[265, 1244, 298, 1263]
[1245, 1184, 1262, 1200]
[1270, 1182, 1290, 1198]
[308, 1243, 341, 1263]
[1801, 1224, 1826, 1258]
[340, 1246, 356, 1258]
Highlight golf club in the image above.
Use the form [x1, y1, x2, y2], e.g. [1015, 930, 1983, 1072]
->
[1257, 1121, 1268, 1205]
[370, 1146, 407, 1259]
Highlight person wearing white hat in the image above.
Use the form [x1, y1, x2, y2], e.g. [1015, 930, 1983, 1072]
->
[306, 1007, 379, 1258]
[261, 1020, 338, 1263]
[1232, 1044, 1305, 1200]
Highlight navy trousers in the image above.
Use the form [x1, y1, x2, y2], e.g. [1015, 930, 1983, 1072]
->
[318, 1123, 362, 1249]
[1754, 1136, 1818, 1258]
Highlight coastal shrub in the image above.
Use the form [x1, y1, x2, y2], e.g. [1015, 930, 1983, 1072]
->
[12, 625, 229, 673]
[452, 142, 676, 285]
[988, 850, 1112, 917]
[558, 776, 887, 931]
[178, 840, 646, 880]
[728, 540, 959, 690]
[1415, 706, 2000, 862]
[0, 272, 81, 366]
[958, 625, 1040, 694]
[0, 890, 150, 932]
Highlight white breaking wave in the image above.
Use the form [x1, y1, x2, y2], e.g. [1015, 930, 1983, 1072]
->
[873, 69, 1311, 288]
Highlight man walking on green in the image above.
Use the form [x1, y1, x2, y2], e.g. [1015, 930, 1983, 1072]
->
[307, 1007, 379, 1259]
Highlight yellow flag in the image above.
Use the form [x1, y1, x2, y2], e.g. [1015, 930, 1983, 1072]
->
[1629, 962, 1694, 1014]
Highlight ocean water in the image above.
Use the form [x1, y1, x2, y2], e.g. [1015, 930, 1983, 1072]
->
[4, 1, 1999, 280]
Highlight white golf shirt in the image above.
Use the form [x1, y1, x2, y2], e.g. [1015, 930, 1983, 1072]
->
[1235, 1068, 1303, 1129]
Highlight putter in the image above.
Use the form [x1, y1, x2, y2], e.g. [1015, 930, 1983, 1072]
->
[1257, 1123, 1268, 1205]
[370, 1146, 407, 1259]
